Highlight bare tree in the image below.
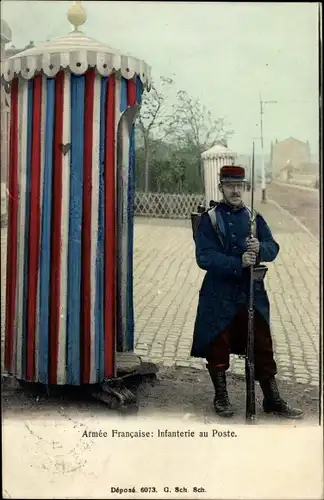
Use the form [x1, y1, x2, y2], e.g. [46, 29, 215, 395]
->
[168, 90, 234, 157]
[136, 76, 174, 192]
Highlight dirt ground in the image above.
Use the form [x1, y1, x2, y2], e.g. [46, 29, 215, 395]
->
[1, 366, 320, 426]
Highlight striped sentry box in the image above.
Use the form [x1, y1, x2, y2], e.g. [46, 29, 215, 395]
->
[5, 70, 143, 386]
[201, 145, 237, 204]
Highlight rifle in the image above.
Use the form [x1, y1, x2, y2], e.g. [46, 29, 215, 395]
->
[245, 142, 257, 424]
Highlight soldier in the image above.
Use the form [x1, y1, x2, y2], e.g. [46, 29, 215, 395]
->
[191, 165, 303, 419]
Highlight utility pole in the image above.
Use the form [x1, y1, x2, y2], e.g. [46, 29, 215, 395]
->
[259, 95, 278, 203]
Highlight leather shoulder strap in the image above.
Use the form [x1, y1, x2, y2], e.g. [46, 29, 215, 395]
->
[208, 206, 218, 232]
[207, 206, 225, 248]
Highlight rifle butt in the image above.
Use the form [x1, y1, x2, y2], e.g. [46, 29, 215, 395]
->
[245, 359, 256, 423]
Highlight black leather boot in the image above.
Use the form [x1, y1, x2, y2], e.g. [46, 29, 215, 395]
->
[259, 376, 303, 419]
[207, 369, 234, 417]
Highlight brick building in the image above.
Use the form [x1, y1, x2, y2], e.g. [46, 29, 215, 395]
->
[271, 137, 312, 180]
[1, 19, 12, 188]
[1, 18, 12, 58]
[1, 18, 34, 188]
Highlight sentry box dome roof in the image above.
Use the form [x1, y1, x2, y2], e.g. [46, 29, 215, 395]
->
[1, 1, 151, 89]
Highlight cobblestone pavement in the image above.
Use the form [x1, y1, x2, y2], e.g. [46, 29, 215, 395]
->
[1, 189, 320, 388]
[133, 191, 320, 387]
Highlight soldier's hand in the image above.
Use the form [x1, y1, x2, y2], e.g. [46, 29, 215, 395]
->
[246, 237, 260, 254]
[242, 251, 257, 268]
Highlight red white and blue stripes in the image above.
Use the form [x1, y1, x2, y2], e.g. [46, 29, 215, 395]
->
[116, 77, 141, 353]
[39, 76, 56, 384]
[5, 71, 142, 385]
[5, 77, 19, 378]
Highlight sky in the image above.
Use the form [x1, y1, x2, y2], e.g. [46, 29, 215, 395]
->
[1, 1, 320, 158]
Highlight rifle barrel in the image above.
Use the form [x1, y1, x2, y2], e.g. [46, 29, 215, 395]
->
[250, 141, 255, 236]
[245, 140, 256, 423]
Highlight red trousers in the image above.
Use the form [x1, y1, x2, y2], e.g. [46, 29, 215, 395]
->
[206, 308, 277, 381]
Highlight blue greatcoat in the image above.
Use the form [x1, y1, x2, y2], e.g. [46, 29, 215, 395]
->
[190, 201, 280, 358]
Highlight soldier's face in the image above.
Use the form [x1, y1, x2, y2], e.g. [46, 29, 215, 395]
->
[220, 181, 245, 206]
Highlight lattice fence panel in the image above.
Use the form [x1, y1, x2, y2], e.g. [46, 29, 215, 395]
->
[134, 191, 206, 219]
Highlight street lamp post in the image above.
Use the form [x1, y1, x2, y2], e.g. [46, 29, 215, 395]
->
[259, 95, 278, 203]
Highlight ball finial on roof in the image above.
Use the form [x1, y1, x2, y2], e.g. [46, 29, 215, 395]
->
[67, 1, 87, 32]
